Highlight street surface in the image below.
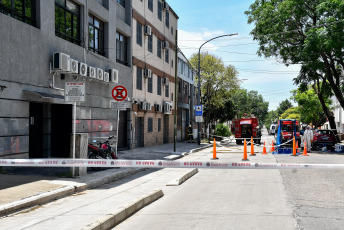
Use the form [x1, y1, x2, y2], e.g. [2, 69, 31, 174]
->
[0, 129, 343, 230]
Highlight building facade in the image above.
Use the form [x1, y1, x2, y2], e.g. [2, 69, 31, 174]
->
[0, 0, 133, 159]
[131, 0, 178, 147]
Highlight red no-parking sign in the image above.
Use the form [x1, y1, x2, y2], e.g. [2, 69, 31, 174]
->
[112, 85, 127, 101]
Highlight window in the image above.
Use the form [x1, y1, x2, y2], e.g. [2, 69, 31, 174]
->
[116, 31, 128, 65]
[165, 48, 169, 63]
[55, 0, 80, 45]
[0, 0, 36, 26]
[157, 76, 162, 95]
[148, 34, 153, 53]
[148, 0, 153, 12]
[117, 0, 125, 7]
[137, 67, 142, 90]
[165, 84, 169, 97]
[148, 76, 153, 93]
[157, 39, 162, 58]
[171, 60, 173, 68]
[157, 1, 162, 21]
[178, 81, 181, 92]
[158, 118, 161, 132]
[136, 21, 143, 46]
[165, 10, 169, 28]
[148, 118, 153, 133]
[171, 27, 173, 35]
[89, 14, 105, 56]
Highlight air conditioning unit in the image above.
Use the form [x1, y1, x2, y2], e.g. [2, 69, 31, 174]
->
[146, 102, 151, 111]
[163, 77, 169, 85]
[70, 59, 78, 74]
[96, 68, 104, 81]
[109, 69, 119, 83]
[88, 66, 96, 79]
[103, 72, 109, 83]
[144, 25, 152, 36]
[164, 102, 173, 113]
[163, 41, 169, 49]
[155, 104, 163, 112]
[163, 1, 169, 11]
[79, 62, 87, 76]
[53, 52, 70, 72]
[144, 69, 152, 78]
[139, 102, 147, 110]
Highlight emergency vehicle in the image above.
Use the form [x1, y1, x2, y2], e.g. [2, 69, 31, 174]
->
[231, 114, 261, 145]
[275, 119, 301, 147]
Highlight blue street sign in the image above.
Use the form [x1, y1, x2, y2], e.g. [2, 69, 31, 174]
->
[195, 105, 203, 116]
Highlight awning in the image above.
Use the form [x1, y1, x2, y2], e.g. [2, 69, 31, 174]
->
[240, 120, 252, 125]
[23, 90, 64, 100]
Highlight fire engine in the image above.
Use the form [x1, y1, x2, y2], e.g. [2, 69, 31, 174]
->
[231, 114, 261, 145]
[275, 119, 301, 147]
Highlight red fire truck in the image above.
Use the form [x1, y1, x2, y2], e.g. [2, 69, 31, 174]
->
[231, 115, 262, 145]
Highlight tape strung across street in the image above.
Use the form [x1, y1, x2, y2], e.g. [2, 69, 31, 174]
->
[1, 159, 344, 169]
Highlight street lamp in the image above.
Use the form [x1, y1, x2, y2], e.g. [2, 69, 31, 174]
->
[197, 33, 238, 145]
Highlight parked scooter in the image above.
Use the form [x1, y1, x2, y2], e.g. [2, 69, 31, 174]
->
[88, 136, 118, 169]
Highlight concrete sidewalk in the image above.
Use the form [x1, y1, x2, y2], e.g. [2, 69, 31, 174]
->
[0, 142, 211, 217]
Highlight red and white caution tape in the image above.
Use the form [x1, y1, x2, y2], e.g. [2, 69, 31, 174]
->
[1, 159, 344, 169]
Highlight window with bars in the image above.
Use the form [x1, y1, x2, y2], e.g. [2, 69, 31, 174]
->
[148, 34, 153, 53]
[137, 67, 142, 90]
[148, 118, 153, 133]
[157, 39, 162, 58]
[157, 76, 162, 95]
[0, 0, 36, 27]
[89, 14, 105, 56]
[136, 21, 142, 46]
[55, 0, 80, 45]
[148, 76, 153, 93]
[165, 48, 169, 63]
[116, 31, 128, 65]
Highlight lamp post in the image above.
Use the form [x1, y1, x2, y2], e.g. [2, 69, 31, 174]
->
[197, 33, 238, 145]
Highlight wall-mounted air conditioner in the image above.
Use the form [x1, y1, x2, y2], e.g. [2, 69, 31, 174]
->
[164, 102, 173, 113]
[139, 102, 147, 110]
[163, 77, 169, 85]
[103, 72, 109, 83]
[53, 52, 70, 72]
[70, 59, 79, 74]
[144, 25, 152, 36]
[109, 69, 119, 83]
[144, 69, 152, 78]
[79, 62, 87, 76]
[97, 68, 104, 81]
[163, 41, 169, 49]
[88, 66, 96, 79]
[163, 1, 169, 11]
[146, 102, 151, 111]
[155, 104, 163, 112]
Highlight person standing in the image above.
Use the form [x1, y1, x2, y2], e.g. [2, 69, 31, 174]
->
[304, 125, 313, 151]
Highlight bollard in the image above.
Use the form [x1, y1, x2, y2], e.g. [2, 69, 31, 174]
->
[302, 141, 309, 156]
[242, 139, 249, 161]
[212, 138, 219, 160]
[262, 141, 267, 154]
[250, 137, 256, 156]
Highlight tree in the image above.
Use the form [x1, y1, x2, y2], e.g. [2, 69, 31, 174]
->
[292, 86, 330, 127]
[280, 107, 301, 120]
[245, 0, 344, 118]
[276, 99, 293, 117]
[265, 110, 278, 129]
[189, 52, 240, 127]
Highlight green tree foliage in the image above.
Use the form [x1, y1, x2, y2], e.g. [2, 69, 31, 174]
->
[215, 123, 231, 137]
[245, 0, 344, 117]
[265, 110, 278, 129]
[276, 99, 293, 117]
[189, 52, 240, 126]
[280, 107, 301, 120]
[292, 87, 330, 127]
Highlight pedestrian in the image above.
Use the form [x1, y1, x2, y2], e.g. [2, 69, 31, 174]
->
[304, 125, 313, 151]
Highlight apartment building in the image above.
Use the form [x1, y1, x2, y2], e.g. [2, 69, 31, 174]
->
[177, 52, 197, 141]
[131, 0, 178, 147]
[0, 0, 133, 159]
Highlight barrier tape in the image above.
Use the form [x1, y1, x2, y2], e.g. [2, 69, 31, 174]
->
[1, 159, 344, 169]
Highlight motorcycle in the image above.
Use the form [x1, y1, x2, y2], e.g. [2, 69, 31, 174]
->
[88, 136, 118, 170]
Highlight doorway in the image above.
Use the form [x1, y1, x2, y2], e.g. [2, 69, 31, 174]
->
[135, 117, 144, 147]
[164, 115, 169, 143]
[51, 104, 72, 158]
[29, 103, 44, 158]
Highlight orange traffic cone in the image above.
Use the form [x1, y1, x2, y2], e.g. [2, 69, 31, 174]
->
[212, 138, 219, 160]
[271, 141, 275, 152]
[291, 136, 298, 156]
[302, 141, 309, 156]
[262, 141, 267, 154]
[296, 141, 299, 153]
[250, 137, 256, 156]
[242, 139, 249, 161]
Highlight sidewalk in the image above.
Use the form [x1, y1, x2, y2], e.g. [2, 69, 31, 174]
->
[0, 142, 211, 217]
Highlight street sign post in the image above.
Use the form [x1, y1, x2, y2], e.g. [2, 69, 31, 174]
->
[112, 85, 127, 101]
[195, 105, 203, 116]
[111, 102, 129, 111]
[65, 82, 85, 102]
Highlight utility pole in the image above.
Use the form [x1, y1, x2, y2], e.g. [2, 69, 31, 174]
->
[174, 30, 178, 152]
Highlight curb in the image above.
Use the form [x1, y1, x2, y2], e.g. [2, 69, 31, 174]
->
[166, 168, 198, 186]
[84, 190, 164, 230]
[0, 168, 145, 217]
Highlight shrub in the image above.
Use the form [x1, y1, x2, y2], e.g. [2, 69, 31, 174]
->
[215, 123, 231, 137]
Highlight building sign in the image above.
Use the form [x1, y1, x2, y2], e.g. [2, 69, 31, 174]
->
[65, 82, 85, 102]
[111, 102, 129, 111]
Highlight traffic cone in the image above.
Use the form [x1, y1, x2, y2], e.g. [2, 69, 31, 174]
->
[242, 139, 249, 161]
[212, 138, 218, 160]
[262, 141, 267, 154]
[296, 141, 299, 153]
[291, 136, 298, 156]
[271, 140, 275, 152]
[302, 141, 309, 156]
[250, 137, 256, 156]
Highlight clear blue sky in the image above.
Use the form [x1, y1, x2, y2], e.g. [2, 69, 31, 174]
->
[169, 0, 300, 111]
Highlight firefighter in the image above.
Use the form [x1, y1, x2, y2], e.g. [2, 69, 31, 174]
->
[304, 125, 313, 151]
[187, 125, 193, 143]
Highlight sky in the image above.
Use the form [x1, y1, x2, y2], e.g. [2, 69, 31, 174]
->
[169, 0, 300, 111]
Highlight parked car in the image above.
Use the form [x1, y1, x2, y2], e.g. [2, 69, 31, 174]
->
[312, 129, 337, 150]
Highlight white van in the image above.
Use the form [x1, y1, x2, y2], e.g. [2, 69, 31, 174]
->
[269, 124, 277, 135]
